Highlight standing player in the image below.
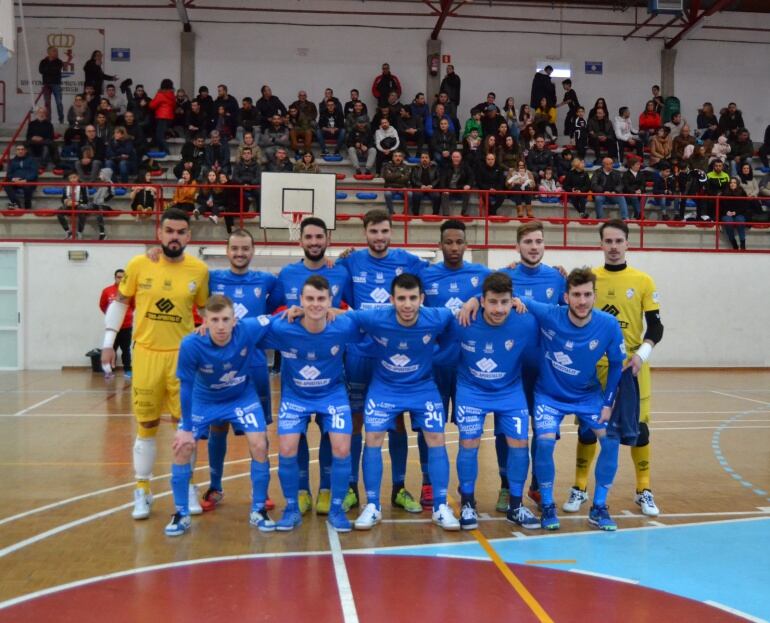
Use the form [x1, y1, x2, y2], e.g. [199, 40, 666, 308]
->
[524, 267, 626, 531]
[167, 295, 273, 536]
[271, 217, 354, 516]
[336, 209, 428, 513]
[451, 272, 540, 530]
[563, 220, 664, 516]
[267, 276, 361, 533]
[101, 208, 209, 520]
[350, 273, 460, 531]
[99, 268, 134, 380]
[418, 219, 490, 508]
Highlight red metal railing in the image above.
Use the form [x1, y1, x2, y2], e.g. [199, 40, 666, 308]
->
[0, 80, 5, 123]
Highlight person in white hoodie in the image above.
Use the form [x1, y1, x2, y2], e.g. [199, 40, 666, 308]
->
[613, 107, 643, 159]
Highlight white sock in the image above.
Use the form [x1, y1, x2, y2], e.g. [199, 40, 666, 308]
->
[133, 437, 157, 482]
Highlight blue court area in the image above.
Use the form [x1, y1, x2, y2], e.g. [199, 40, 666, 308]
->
[360, 517, 770, 621]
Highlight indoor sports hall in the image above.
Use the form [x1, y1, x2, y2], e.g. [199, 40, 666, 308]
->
[0, 2, 769, 622]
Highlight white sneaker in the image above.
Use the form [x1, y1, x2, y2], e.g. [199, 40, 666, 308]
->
[432, 503, 460, 531]
[132, 488, 153, 520]
[208, 214, 218, 224]
[188, 484, 203, 515]
[354, 503, 382, 530]
[562, 487, 588, 513]
[634, 489, 660, 516]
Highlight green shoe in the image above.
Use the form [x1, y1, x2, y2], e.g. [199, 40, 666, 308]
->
[392, 488, 423, 514]
[495, 488, 510, 513]
[298, 489, 313, 515]
[316, 489, 331, 515]
[342, 487, 359, 512]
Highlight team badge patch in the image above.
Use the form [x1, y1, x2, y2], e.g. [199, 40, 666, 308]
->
[505, 339, 514, 351]
[188, 280, 197, 293]
[589, 339, 599, 350]
[626, 288, 635, 299]
[331, 345, 340, 356]
[422, 333, 432, 344]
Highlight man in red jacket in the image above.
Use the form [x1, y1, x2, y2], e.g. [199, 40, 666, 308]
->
[99, 269, 134, 378]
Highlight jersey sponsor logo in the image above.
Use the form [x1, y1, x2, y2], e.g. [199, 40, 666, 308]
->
[619, 342, 627, 355]
[546, 287, 554, 299]
[307, 351, 317, 360]
[483, 342, 494, 354]
[426, 283, 439, 295]
[232, 302, 249, 319]
[383, 353, 419, 373]
[156, 298, 174, 313]
[471, 357, 505, 380]
[602, 304, 629, 328]
[138, 277, 153, 290]
[375, 272, 385, 284]
[547, 351, 580, 376]
[198, 364, 214, 374]
[534, 404, 558, 429]
[280, 400, 307, 414]
[422, 333, 432, 345]
[287, 287, 299, 301]
[542, 328, 555, 340]
[397, 341, 408, 350]
[589, 339, 599, 350]
[476, 358, 497, 373]
[146, 298, 181, 322]
[444, 297, 464, 312]
[626, 288, 635, 299]
[461, 340, 476, 353]
[352, 273, 367, 284]
[553, 351, 573, 365]
[524, 288, 533, 297]
[449, 282, 459, 293]
[211, 370, 247, 389]
[257, 315, 270, 326]
[162, 279, 172, 291]
[295, 364, 331, 387]
[505, 339, 514, 351]
[565, 340, 574, 350]
[281, 349, 298, 359]
[234, 287, 244, 299]
[370, 287, 390, 304]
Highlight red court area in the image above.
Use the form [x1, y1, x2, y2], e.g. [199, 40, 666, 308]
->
[0, 554, 744, 623]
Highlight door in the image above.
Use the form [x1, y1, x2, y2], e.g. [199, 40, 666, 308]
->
[0, 246, 22, 369]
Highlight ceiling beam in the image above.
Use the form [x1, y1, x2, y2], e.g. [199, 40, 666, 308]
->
[664, 0, 733, 48]
[623, 12, 658, 40]
[645, 14, 684, 40]
[430, 0, 454, 40]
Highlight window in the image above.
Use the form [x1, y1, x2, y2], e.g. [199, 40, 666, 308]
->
[535, 61, 571, 80]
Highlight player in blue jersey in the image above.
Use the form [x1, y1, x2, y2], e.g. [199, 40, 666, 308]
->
[450, 272, 541, 530]
[523, 267, 626, 531]
[167, 295, 274, 536]
[271, 217, 354, 516]
[418, 219, 490, 509]
[348, 273, 460, 531]
[336, 209, 429, 514]
[266, 275, 362, 533]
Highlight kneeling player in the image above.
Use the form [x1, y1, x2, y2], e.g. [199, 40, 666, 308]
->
[451, 272, 540, 530]
[167, 295, 274, 536]
[523, 268, 626, 531]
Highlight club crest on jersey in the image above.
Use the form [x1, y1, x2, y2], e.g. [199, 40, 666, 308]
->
[398, 341, 408, 350]
[626, 288, 635, 299]
[565, 340, 574, 350]
[253, 287, 262, 298]
[332, 285, 339, 296]
[234, 287, 244, 298]
[307, 351, 317, 360]
[188, 280, 197, 293]
[589, 339, 599, 350]
[505, 339, 514, 351]
[240, 347, 248, 357]
[331, 345, 340, 356]
[484, 342, 494, 354]
[449, 282, 459, 292]
[471, 276, 479, 287]
[375, 272, 385, 283]
[395, 267, 403, 276]
[546, 287, 554, 299]
[422, 333, 432, 344]
[652, 291, 660, 303]
[524, 288, 533, 297]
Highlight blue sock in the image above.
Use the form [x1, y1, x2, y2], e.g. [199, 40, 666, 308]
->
[363, 445, 383, 508]
[428, 446, 450, 510]
[495, 434, 509, 488]
[207, 428, 228, 491]
[389, 429, 408, 487]
[507, 446, 530, 499]
[594, 435, 620, 507]
[297, 433, 310, 491]
[319, 432, 332, 490]
[250, 459, 270, 512]
[331, 455, 351, 513]
[171, 463, 192, 515]
[350, 432, 363, 485]
[417, 430, 431, 484]
[278, 454, 299, 510]
[534, 437, 556, 506]
[456, 446, 479, 496]
[529, 435, 540, 490]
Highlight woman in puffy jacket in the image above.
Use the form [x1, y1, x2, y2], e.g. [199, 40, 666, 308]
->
[149, 79, 176, 154]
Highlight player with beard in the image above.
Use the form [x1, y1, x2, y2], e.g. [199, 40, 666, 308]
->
[102, 208, 209, 520]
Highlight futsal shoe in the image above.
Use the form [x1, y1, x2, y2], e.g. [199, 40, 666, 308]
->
[188, 484, 203, 515]
[327, 511, 353, 533]
[298, 490, 313, 515]
[276, 508, 303, 532]
[316, 489, 331, 515]
[459, 502, 478, 530]
[432, 504, 461, 531]
[342, 487, 359, 512]
[131, 488, 153, 520]
[200, 488, 224, 512]
[495, 488, 510, 513]
[249, 508, 276, 532]
[588, 504, 617, 531]
[634, 489, 660, 516]
[392, 488, 422, 513]
[562, 487, 588, 513]
[164, 512, 191, 537]
[420, 484, 434, 509]
[354, 503, 382, 530]
[540, 503, 561, 531]
[507, 504, 541, 530]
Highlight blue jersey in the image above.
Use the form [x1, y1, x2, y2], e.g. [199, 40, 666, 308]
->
[348, 307, 454, 389]
[264, 315, 361, 400]
[272, 260, 351, 309]
[525, 299, 626, 412]
[502, 263, 566, 305]
[176, 317, 271, 430]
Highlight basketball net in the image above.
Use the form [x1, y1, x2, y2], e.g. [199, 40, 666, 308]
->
[281, 211, 306, 241]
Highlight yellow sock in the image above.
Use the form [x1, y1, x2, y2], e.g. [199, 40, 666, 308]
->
[631, 445, 651, 492]
[574, 441, 598, 490]
[136, 479, 151, 494]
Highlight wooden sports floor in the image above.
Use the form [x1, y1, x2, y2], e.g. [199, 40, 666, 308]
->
[0, 369, 768, 623]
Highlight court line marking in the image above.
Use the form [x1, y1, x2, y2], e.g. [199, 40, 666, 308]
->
[711, 390, 770, 407]
[12, 390, 71, 416]
[568, 568, 639, 584]
[326, 524, 360, 623]
[704, 601, 768, 623]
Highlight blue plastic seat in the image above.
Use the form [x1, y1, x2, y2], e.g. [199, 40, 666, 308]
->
[335, 192, 348, 200]
[43, 187, 64, 195]
[323, 154, 343, 162]
[356, 192, 378, 200]
[146, 150, 168, 159]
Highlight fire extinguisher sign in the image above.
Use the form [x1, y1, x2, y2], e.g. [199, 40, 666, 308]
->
[441, 54, 451, 63]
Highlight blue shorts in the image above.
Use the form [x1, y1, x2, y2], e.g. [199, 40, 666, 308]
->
[344, 351, 374, 413]
[364, 384, 445, 433]
[532, 397, 606, 437]
[277, 388, 353, 436]
[455, 385, 529, 440]
[190, 389, 266, 440]
[251, 363, 272, 425]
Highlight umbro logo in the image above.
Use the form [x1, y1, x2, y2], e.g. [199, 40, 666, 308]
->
[299, 365, 321, 380]
[476, 358, 498, 373]
[155, 298, 174, 313]
[602, 304, 620, 317]
[389, 354, 410, 367]
[370, 287, 390, 303]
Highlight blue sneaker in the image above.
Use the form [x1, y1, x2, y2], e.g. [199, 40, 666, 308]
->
[540, 503, 560, 531]
[276, 508, 303, 532]
[164, 512, 191, 537]
[327, 510, 352, 533]
[459, 502, 478, 530]
[249, 508, 276, 532]
[588, 504, 617, 531]
[124, 370, 132, 380]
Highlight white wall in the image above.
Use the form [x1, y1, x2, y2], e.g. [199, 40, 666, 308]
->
[14, 242, 770, 369]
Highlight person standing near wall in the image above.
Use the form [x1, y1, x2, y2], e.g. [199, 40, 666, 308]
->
[39, 46, 64, 125]
[99, 269, 134, 379]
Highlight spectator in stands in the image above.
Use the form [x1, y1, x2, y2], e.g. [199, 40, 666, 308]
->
[638, 100, 662, 143]
[519, 124, 537, 157]
[563, 157, 591, 217]
[133, 91, 154, 138]
[475, 151, 507, 215]
[170, 169, 198, 213]
[409, 152, 441, 215]
[4, 145, 38, 209]
[105, 84, 127, 117]
[122, 110, 147, 159]
[440, 65, 461, 109]
[518, 103, 534, 130]
[432, 92, 458, 131]
[651, 161, 679, 220]
[622, 158, 646, 219]
[344, 89, 368, 117]
[494, 121, 510, 147]
[290, 90, 318, 155]
[481, 104, 506, 139]
[218, 171, 240, 233]
[463, 109, 483, 140]
[294, 150, 321, 174]
[711, 135, 731, 164]
[430, 117, 456, 170]
[184, 100, 208, 139]
[472, 92, 499, 116]
[83, 84, 99, 117]
[382, 150, 411, 215]
[75, 146, 98, 182]
[530, 65, 555, 108]
[83, 50, 116, 96]
[481, 135, 497, 161]
[587, 107, 617, 159]
[203, 129, 231, 176]
[729, 128, 754, 176]
[195, 86, 215, 123]
[130, 170, 157, 220]
[573, 106, 588, 158]
[195, 169, 224, 224]
[672, 124, 695, 164]
[689, 143, 709, 172]
[534, 97, 557, 141]
[176, 134, 206, 180]
[39, 45, 64, 124]
[318, 88, 342, 114]
[737, 163, 761, 215]
[67, 94, 92, 136]
[386, 90, 405, 119]
[425, 102, 455, 139]
[93, 111, 113, 143]
[345, 101, 367, 135]
[502, 98, 518, 138]
[758, 170, 770, 206]
[105, 126, 136, 184]
[80, 123, 105, 167]
[718, 102, 744, 140]
[591, 157, 628, 219]
[237, 97, 260, 141]
[96, 97, 117, 127]
[505, 159, 535, 218]
[462, 128, 483, 169]
[410, 92, 430, 125]
[285, 106, 305, 159]
[588, 97, 609, 121]
[266, 147, 293, 173]
[499, 135, 521, 171]
[214, 84, 239, 122]
[538, 166, 562, 203]
[58, 171, 91, 239]
[347, 116, 376, 175]
[758, 124, 770, 170]
[149, 78, 175, 154]
[720, 177, 749, 250]
[260, 114, 291, 162]
[231, 146, 262, 213]
[664, 112, 688, 140]
[171, 89, 191, 137]
[396, 106, 424, 157]
[238, 131, 264, 165]
[526, 135, 553, 182]
[648, 127, 672, 167]
[558, 79, 580, 137]
[613, 107, 643, 159]
[651, 85, 664, 114]
[374, 117, 400, 174]
[696, 102, 719, 142]
[317, 99, 346, 155]
[256, 85, 287, 131]
[84, 167, 111, 239]
[439, 150, 474, 216]
[555, 147, 574, 178]
[213, 104, 237, 141]
[372, 62, 402, 108]
[26, 106, 57, 170]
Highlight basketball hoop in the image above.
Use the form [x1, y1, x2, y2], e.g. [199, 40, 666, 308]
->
[281, 211, 307, 241]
